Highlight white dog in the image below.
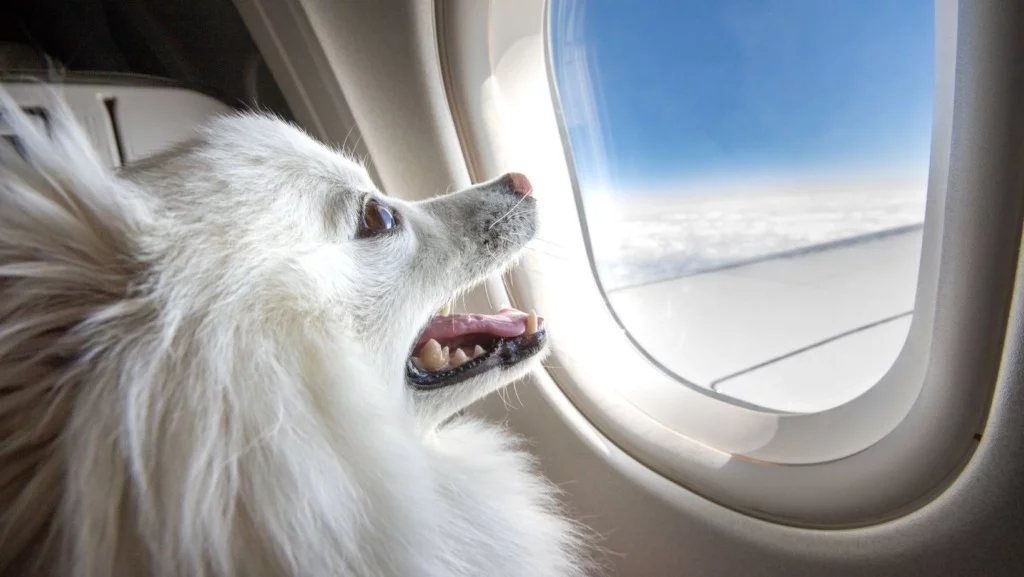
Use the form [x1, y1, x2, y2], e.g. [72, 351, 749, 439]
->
[0, 93, 586, 577]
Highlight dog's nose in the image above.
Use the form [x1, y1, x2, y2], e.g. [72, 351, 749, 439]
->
[503, 172, 533, 197]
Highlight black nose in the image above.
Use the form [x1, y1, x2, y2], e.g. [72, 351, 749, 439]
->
[502, 172, 533, 198]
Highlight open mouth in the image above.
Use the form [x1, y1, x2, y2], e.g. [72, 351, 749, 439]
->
[406, 307, 547, 390]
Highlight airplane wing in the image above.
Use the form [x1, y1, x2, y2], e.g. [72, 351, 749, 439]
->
[606, 228, 923, 412]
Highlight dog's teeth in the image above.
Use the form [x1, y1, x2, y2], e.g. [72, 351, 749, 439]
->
[451, 348, 469, 367]
[473, 344, 486, 358]
[411, 356, 425, 370]
[525, 310, 538, 335]
[437, 303, 451, 316]
[421, 339, 446, 370]
[441, 346, 450, 366]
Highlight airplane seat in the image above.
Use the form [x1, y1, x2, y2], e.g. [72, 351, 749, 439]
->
[1, 69, 232, 169]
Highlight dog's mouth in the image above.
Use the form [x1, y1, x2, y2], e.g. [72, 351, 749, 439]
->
[406, 307, 547, 390]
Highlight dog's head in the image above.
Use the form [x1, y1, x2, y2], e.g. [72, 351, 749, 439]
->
[129, 114, 546, 429]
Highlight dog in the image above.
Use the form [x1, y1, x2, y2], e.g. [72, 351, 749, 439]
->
[0, 92, 586, 577]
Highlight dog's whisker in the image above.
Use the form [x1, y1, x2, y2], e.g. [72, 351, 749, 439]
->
[487, 192, 531, 231]
[529, 237, 568, 249]
[497, 387, 512, 410]
[352, 129, 365, 156]
[496, 234, 539, 246]
[497, 230, 537, 240]
[511, 382, 524, 409]
[483, 278, 495, 310]
[340, 124, 358, 156]
[495, 238, 572, 262]
[502, 270, 517, 293]
[524, 251, 573, 264]
[501, 274, 519, 310]
[493, 208, 537, 225]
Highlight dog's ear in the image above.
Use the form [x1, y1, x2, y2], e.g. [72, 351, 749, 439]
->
[0, 90, 155, 574]
[0, 89, 151, 352]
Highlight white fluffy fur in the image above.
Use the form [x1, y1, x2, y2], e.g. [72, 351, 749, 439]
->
[0, 92, 586, 577]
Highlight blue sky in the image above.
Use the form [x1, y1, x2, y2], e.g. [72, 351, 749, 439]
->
[551, 0, 934, 189]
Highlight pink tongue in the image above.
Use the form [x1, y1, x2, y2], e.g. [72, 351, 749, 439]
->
[416, 308, 539, 348]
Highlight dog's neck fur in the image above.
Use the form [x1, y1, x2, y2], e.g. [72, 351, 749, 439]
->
[6, 315, 581, 577]
[0, 98, 584, 576]
[62, 320, 580, 577]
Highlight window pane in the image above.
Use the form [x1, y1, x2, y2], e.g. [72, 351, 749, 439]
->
[549, 0, 934, 412]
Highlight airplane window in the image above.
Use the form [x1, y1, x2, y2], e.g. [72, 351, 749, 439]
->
[549, 0, 934, 412]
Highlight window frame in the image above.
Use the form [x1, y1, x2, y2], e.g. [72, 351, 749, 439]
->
[436, 0, 1024, 526]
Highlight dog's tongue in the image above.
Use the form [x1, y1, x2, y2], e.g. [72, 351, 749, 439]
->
[416, 308, 541, 347]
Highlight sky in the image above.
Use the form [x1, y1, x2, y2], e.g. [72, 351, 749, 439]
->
[551, 0, 935, 191]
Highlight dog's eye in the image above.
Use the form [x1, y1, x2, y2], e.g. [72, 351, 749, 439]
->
[359, 198, 397, 236]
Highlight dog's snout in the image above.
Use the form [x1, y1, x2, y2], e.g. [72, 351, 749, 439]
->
[503, 172, 533, 198]
[423, 173, 537, 262]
